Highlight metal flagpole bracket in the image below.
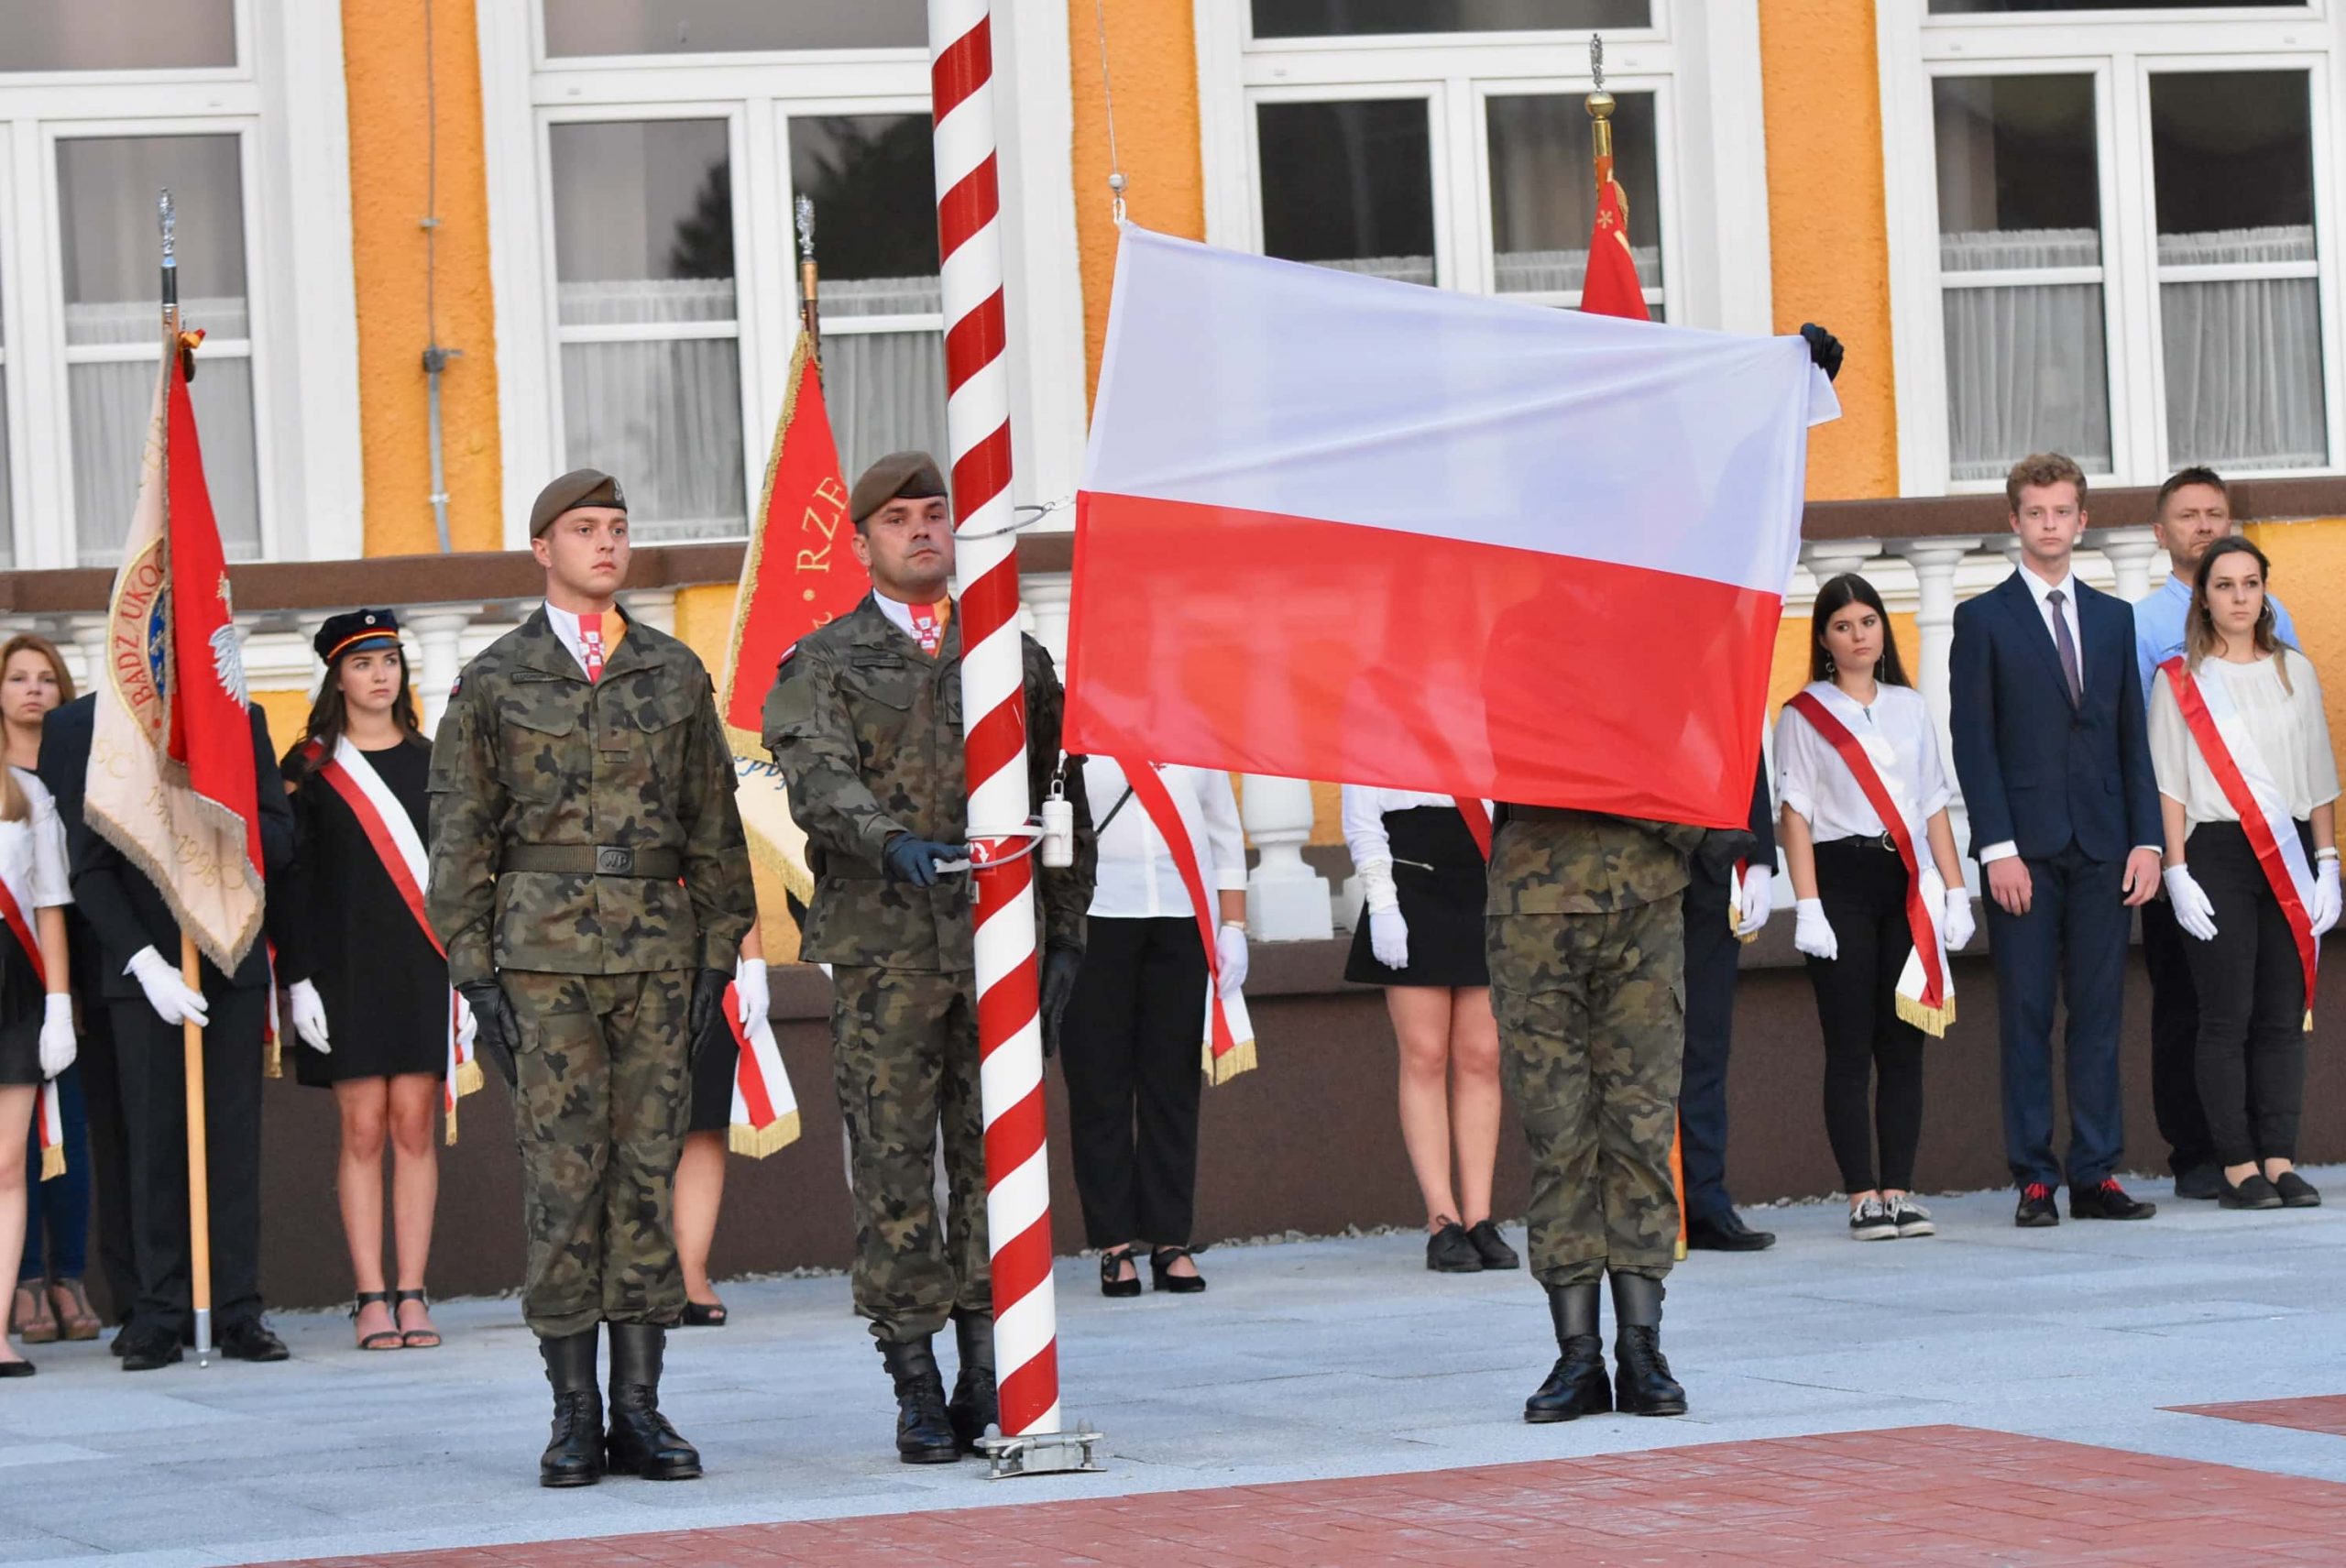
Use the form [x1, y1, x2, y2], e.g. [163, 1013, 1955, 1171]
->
[979, 1422, 1105, 1479]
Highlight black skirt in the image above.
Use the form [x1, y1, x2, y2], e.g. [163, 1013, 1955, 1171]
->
[689, 1021, 739, 1135]
[0, 932, 42, 1086]
[1345, 806, 1491, 988]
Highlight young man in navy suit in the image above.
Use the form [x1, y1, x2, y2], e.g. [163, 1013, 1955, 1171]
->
[1949, 453, 2164, 1228]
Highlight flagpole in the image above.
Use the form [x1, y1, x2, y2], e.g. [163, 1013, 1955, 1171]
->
[795, 194, 822, 372]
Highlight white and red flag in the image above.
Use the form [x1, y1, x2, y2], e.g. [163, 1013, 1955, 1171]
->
[1063, 227, 1837, 828]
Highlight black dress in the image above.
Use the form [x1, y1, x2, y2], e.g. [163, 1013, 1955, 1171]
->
[1344, 805, 1491, 988]
[280, 740, 450, 1085]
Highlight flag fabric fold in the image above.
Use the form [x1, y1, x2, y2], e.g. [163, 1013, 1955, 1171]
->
[725, 983, 802, 1157]
[1114, 760, 1256, 1085]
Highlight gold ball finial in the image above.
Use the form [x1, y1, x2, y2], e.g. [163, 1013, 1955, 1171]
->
[1585, 90, 1616, 121]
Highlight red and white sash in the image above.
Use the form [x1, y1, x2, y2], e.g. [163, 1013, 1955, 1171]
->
[1114, 759, 1256, 1085]
[306, 738, 480, 1141]
[2162, 656, 2319, 1027]
[725, 979, 801, 1157]
[1786, 685, 1956, 1035]
[0, 854, 62, 1181]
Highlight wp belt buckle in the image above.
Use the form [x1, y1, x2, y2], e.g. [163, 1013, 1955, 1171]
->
[594, 846, 637, 875]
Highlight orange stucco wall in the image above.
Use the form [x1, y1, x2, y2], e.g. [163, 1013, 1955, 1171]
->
[2252, 520, 2346, 773]
[343, 0, 504, 556]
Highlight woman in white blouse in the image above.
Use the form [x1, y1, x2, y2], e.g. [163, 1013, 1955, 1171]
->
[0, 756, 78, 1376]
[2149, 538, 2340, 1211]
[1341, 785, 1516, 1275]
[1778, 576, 1973, 1242]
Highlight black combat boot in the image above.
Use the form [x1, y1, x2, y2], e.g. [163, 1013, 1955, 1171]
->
[538, 1329, 605, 1487]
[603, 1323, 703, 1480]
[1608, 1272, 1687, 1417]
[948, 1310, 999, 1453]
[879, 1335, 961, 1464]
[1523, 1282, 1610, 1423]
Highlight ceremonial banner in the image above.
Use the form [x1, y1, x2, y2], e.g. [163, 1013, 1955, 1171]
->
[1064, 227, 1838, 828]
[87, 350, 265, 970]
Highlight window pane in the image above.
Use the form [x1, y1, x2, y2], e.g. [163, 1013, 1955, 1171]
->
[543, 0, 925, 55]
[2153, 71, 2322, 471]
[0, 0, 234, 71]
[0, 378, 12, 569]
[1254, 0, 1647, 37]
[1931, 1, 2281, 12]
[1933, 75, 2099, 244]
[1486, 92, 1661, 295]
[1258, 99, 1436, 285]
[57, 135, 258, 563]
[551, 120, 744, 540]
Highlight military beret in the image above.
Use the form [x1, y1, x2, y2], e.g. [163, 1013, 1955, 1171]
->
[530, 468, 628, 538]
[849, 451, 948, 525]
[314, 608, 403, 665]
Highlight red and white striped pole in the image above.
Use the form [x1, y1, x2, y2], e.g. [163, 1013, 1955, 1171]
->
[928, 0, 1072, 1459]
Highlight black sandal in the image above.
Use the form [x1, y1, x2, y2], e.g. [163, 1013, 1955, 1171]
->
[681, 1300, 729, 1327]
[393, 1289, 441, 1349]
[1099, 1246, 1140, 1299]
[352, 1291, 401, 1351]
[1149, 1245, 1207, 1295]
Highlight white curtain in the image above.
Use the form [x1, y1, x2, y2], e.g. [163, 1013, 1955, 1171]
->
[1939, 228, 2110, 480]
[1494, 245, 1662, 294]
[1312, 254, 1435, 286]
[817, 276, 948, 483]
[2159, 225, 2325, 471]
[558, 278, 745, 541]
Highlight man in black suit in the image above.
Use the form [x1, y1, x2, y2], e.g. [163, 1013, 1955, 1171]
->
[1681, 756, 1777, 1251]
[1949, 452, 2164, 1228]
[70, 699, 298, 1369]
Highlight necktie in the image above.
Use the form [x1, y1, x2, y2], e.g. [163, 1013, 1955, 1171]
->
[2046, 589, 2082, 707]
[580, 611, 607, 683]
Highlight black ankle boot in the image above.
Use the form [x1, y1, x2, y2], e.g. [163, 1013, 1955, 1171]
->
[1524, 1282, 1610, 1423]
[879, 1335, 960, 1464]
[948, 1310, 998, 1454]
[603, 1323, 703, 1480]
[538, 1330, 605, 1487]
[1608, 1272, 1687, 1417]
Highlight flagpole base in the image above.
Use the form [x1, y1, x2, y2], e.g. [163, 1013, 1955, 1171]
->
[978, 1426, 1105, 1479]
[193, 1308, 213, 1367]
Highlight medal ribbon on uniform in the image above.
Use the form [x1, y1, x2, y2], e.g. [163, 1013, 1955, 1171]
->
[2163, 655, 2319, 1028]
[1116, 758, 1256, 1084]
[908, 599, 951, 657]
[0, 864, 63, 1180]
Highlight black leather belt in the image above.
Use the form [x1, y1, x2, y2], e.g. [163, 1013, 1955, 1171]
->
[501, 845, 683, 878]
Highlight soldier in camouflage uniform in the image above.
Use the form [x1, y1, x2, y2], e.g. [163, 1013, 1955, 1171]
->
[762, 451, 1093, 1464]
[428, 469, 755, 1487]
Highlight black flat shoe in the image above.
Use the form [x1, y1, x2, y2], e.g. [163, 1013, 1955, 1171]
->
[680, 1300, 729, 1327]
[1426, 1221, 1483, 1273]
[1098, 1247, 1140, 1299]
[2274, 1170, 2322, 1208]
[2175, 1164, 2222, 1201]
[1150, 1245, 1207, 1294]
[2219, 1173, 2284, 1211]
[1685, 1211, 1776, 1252]
[0, 1359, 33, 1377]
[1466, 1221, 1520, 1269]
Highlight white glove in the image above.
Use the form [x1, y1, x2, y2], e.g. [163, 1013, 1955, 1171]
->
[2164, 865, 2219, 942]
[126, 945, 210, 1028]
[1369, 907, 1410, 970]
[455, 992, 478, 1054]
[734, 957, 770, 1028]
[1734, 864, 1773, 937]
[2312, 859, 2342, 938]
[287, 979, 332, 1053]
[1793, 898, 1838, 960]
[1215, 923, 1249, 996]
[38, 995, 75, 1079]
[1942, 888, 1976, 952]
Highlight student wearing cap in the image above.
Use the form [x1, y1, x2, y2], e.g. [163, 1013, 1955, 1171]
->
[278, 610, 459, 1352]
[427, 469, 755, 1486]
[763, 450, 1095, 1464]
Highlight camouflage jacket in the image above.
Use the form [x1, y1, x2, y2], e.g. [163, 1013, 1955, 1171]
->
[426, 606, 755, 984]
[1486, 807, 1706, 916]
[762, 594, 1095, 971]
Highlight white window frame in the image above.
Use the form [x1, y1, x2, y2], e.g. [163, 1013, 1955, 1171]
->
[1880, 2, 2346, 495]
[1193, 0, 1775, 334]
[477, 0, 1087, 550]
[0, 0, 362, 566]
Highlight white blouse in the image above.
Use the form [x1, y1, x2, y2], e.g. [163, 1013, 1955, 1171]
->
[0, 767, 71, 911]
[1774, 684, 1952, 843]
[1081, 758, 1247, 920]
[1340, 785, 1490, 870]
[2149, 654, 2341, 828]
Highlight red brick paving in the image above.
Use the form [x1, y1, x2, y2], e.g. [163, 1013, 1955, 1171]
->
[257, 1425, 2346, 1567]
[2167, 1393, 2346, 1438]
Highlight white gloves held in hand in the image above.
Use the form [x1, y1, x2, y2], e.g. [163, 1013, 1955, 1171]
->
[734, 957, 769, 1029]
[2312, 858, 2342, 938]
[1215, 923, 1249, 996]
[288, 979, 331, 1053]
[1734, 864, 1773, 938]
[126, 945, 209, 1028]
[1942, 888, 1976, 952]
[38, 994, 74, 1079]
[1793, 898, 1837, 961]
[2165, 864, 2219, 941]
[1368, 908, 1410, 970]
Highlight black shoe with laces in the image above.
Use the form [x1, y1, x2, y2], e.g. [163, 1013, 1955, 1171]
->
[219, 1320, 290, 1363]
[2274, 1170, 2322, 1208]
[1426, 1221, 1483, 1273]
[2070, 1179, 2157, 1220]
[2219, 1173, 2284, 1211]
[2014, 1183, 2059, 1228]
[1525, 1282, 1608, 1423]
[538, 1330, 604, 1487]
[1685, 1210, 1776, 1252]
[1465, 1221, 1520, 1269]
[879, 1336, 960, 1464]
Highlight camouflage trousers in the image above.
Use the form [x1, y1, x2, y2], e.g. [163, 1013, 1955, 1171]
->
[502, 969, 693, 1337]
[1486, 898, 1685, 1287]
[830, 965, 991, 1343]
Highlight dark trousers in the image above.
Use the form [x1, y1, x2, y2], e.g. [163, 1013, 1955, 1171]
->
[1804, 839, 1926, 1192]
[1678, 872, 1740, 1221]
[75, 1000, 138, 1320]
[21, 1061, 90, 1278]
[2180, 821, 2308, 1167]
[2138, 893, 2213, 1176]
[1982, 842, 2131, 1190]
[1059, 916, 1207, 1249]
[111, 989, 268, 1337]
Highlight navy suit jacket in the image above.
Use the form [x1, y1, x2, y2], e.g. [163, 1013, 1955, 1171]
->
[1948, 571, 2160, 865]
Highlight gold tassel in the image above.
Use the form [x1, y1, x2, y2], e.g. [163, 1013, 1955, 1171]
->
[264, 1034, 282, 1079]
[39, 1142, 64, 1181]
[1895, 992, 1956, 1039]
[2306, 1009, 2315, 1035]
[1202, 1036, 1258, 1086]
[455, 1058, 485, 1098]
[729, 1110, 803, 1159]
[444, 1104, 460, 1147]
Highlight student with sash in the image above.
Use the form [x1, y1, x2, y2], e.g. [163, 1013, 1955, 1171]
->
[2147, 539, 2340, 1211]
[0, 740, 77, 1376]
[672, 926, 770, 1328]
[279, 610, 470, 1352]
[1778, 576, 1974, 1241]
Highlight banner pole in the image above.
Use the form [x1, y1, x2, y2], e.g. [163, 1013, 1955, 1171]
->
[181, 931, 214, 1365]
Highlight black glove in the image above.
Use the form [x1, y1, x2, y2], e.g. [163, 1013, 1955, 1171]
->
[1039, 945, 1082, 1060]
[687, 967, 733, 1067]
[882, 833, 966, 889]
[458, 981, 519, 1089]
[1800, 323, 1845, 382]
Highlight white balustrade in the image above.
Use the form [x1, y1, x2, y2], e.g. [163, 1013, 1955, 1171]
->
[1889, 536, 1980, 883]
[407, 610, 476, 733]
[1239, 774, 1332, 941]
[2092, 526, 2164, 602]
[1021, 573, 1072, 668]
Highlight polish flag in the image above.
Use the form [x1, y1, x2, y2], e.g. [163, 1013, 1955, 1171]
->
[1062, 227, 1837, 828]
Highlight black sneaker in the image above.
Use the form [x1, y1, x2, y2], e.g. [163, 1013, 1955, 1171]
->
[1465, 1220, 1520, 1270]
[2219, 1173, 2284, 1211]
[1848, 1197, 1896, 1241]
[2070, 1179, 2157, 1221]
[2274, 1170, 2322, 1208]
[1889, 1196, 1935, 1238]
[1426, 1221, 1483, 1273]
[2014, 1183, 2059, 1228]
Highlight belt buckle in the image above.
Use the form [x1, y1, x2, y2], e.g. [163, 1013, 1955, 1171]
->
[595, 846, 634, 875]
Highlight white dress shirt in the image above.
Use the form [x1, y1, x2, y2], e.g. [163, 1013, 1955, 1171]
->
[1082, 758, 1248, 920]
[2150, 655, 2341, 828]
[0, 769, 72, 911]
[1774, 684, 1951, 842]
[1339, 786, 1488, 870]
